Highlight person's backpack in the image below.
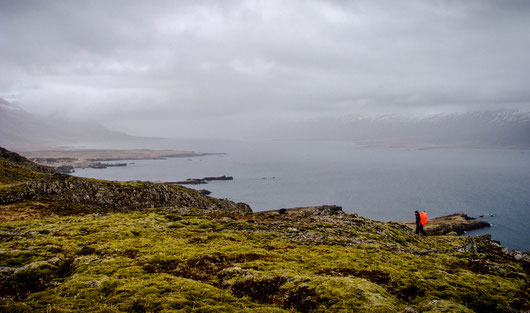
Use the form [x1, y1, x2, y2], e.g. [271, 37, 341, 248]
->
[420, 211, 427, 226]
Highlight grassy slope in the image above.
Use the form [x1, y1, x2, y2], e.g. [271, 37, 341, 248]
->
[0, 148, 528, 312]
[0, 147, 56, 187]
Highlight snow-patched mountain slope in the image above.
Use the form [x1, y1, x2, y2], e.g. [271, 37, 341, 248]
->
[275, 111, 530, 148]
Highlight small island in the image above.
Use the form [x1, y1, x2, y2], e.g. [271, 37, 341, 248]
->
[170, 175, 234, 185]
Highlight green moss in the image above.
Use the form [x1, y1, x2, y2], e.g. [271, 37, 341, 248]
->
[0, 210, 526, 312]
[0, 159, 50, 186]
[418, 299, 475, 313]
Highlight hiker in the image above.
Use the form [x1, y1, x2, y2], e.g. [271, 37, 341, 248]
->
[415, 210, 427, 235]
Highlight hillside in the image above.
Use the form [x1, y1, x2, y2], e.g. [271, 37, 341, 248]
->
[0, 147, 528, 312]
[0, 147, 250, 220]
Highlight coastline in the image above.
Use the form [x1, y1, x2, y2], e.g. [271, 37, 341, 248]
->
[259, 206, 493, 238]
[393, 213, 491, 236]
[20, 149, 224, 169]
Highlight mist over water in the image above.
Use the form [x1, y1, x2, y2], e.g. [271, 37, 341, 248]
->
[72, 139, 530, 251]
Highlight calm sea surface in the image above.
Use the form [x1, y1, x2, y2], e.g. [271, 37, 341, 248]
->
[71, 139, 530, 251]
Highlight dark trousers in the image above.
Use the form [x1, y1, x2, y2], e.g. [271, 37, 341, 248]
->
[415, 224, 427, 235]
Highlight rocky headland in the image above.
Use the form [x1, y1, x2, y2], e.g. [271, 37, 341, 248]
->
[0, 147, 528, 312]
[394, 213, 491, 236]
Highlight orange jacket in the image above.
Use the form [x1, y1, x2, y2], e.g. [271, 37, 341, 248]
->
[420, 211, 427, 226]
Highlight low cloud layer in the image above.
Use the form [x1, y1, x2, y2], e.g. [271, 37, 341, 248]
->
[1, 0, 529, 137]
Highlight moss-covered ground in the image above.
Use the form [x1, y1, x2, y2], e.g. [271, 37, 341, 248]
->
[1, 207, 528, 312]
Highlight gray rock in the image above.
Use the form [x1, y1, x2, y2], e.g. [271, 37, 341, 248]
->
[14, 260, 57, 277]
[0, 266, 16, 276]
[460, 238, 478, 253]
[89, 280, 101, 289]
[47, 257, 61, 265]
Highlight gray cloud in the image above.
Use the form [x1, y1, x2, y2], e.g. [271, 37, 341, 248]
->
[1, 0, 529, 137]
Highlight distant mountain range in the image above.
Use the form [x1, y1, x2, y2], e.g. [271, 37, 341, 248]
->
[2, 97, 529, 150]
[271, 110, 530, 149]
[0, 98, 138, 151]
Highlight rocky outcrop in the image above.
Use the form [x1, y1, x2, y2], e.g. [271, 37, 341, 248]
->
[0, 147, 251, 216]
[252, 207, 495, 247]
[255, 205, 345, 217]
[0, 175, 251, 214]
[394, 213, 490, 235]
[55, 165, 74, 174]
[249, 205, 396, 247]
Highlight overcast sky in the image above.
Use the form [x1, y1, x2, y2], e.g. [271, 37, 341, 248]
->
[1, 0, 529, 137]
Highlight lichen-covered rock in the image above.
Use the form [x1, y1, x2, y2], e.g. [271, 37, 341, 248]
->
[13, 260, 58, 279]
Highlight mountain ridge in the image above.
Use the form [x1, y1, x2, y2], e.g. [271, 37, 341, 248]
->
[0, 98, 140, 151]
[269, 110, 530, 149]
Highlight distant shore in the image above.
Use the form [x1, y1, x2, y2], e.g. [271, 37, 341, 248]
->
[21, 149, 224, 169]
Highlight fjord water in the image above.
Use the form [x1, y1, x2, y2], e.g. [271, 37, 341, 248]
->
[72, 139, 530, 251]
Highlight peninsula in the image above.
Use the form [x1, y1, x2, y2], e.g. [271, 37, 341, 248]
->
[20, 149, 223, 170]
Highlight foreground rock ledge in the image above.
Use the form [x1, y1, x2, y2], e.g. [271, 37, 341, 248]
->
[394, 213, 491, 235]
[255, 205, 345, 217]
[257, 207, 491, 236]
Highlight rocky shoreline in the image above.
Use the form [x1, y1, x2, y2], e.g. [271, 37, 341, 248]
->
[260, 206, 491, 237]
[394, 213, 491, 235]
